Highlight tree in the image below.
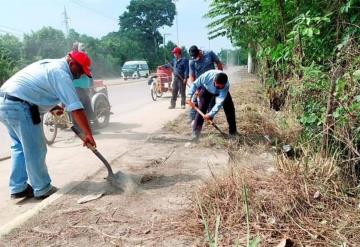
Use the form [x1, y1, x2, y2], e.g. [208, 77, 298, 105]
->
[206, 0, 360, 167]
[67, 29, 81, 48]
[23, 27, 67, 63]
[0, 34, 23, 84]
[119, 0, 176, 68]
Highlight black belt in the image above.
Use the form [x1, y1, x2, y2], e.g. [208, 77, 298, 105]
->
[0, 92, 28, 103]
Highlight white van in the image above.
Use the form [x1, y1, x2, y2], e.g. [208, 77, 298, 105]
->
[121, 60, 149, 80]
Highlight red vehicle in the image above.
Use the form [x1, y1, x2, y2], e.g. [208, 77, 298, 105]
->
[147, 65, 173, 101]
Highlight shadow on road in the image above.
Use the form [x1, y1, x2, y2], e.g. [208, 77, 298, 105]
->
[94, 131, 149, 141]
[103, 122, 141, 132]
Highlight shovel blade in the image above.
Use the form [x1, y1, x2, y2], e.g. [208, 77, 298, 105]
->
[106, 171, 138, 192]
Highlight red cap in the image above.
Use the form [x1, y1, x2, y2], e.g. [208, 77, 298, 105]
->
[172, 47, 182, 55]
[69, 50, 92, 78]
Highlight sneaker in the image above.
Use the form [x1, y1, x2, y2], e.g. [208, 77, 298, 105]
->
[168, 105, 175, 109]
[34, 186, 58, 200]
[181, 105, 186, 109]
[11, 184, 34, 199]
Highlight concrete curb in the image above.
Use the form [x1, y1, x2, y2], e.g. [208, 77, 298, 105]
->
[0, 182, 76, 237]
[0, 149, 129, 238]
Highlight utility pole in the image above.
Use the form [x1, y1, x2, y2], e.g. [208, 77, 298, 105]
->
[248, 43, 254, 73]
[62, 6, 70, 37]
[172, 0, 179, 46]
[226, 50, 230, 66]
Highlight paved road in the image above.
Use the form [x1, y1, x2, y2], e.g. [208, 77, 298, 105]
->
[0, 76, 182, 228]
[0, 77, 155, 159]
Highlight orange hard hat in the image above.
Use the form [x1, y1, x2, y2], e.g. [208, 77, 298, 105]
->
[69, 50, 92, 78]
[172, 47, 182, 55]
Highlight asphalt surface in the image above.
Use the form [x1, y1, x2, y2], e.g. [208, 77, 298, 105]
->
[0, 77, 152, 160]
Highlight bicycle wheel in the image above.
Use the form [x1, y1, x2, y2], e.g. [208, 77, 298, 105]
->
[150, 81, 158, 101]
[43, 112, 58, 145]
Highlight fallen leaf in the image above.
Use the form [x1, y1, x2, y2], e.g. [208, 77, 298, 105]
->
[313, 191, 321, 199]
[77, 191, 105, 204]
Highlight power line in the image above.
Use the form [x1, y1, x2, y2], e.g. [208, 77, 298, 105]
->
[69, 0, 118, 22]
[0, 25, 24, 35]
[0, 29, 22, 38]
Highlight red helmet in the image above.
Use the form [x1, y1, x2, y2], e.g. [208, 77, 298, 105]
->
[172, 47, 182, 55]
[69, 50, 92, 78]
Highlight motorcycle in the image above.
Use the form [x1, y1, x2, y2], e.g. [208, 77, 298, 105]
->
[42, 80, 111, 145]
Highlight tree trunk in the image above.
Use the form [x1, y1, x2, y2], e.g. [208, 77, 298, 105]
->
[247, 43, 254, 74]
[321, 65, 345, 155]
[277, 0, 286, 42]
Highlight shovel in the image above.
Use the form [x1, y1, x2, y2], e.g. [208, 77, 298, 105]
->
[71, 126, 125, 189]
[187, 101, 228, 138]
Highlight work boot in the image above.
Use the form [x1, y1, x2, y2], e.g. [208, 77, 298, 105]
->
[168, 105, 175, 109]
[34, 186, 58, 200]
[11, 184, 34, 199]
[191, 130, 200, 142]
[229, 131, 240, 139]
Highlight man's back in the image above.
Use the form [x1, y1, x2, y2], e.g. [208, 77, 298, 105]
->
[1, 58, 81, 112]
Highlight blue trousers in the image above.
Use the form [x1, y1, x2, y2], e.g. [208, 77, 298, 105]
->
[0, 96, 52, 197]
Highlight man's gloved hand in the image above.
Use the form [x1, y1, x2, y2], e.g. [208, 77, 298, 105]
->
[50, 105, 64, 116]
[204, 114, 213, 121]
[186, 99, 195, 107]
[83, 134, 96, 148]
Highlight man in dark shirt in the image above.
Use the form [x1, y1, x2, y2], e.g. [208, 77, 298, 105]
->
[189, 45, 223, 81]
[168, 47, 189, 109]
[188, 45, 237, 136]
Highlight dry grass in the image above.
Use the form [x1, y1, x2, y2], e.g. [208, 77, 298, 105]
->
[168, 69, 360, 246]
[179, 164, 360, 246]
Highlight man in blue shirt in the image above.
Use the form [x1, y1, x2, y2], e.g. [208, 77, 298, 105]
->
[168, 47, 189, 109]
[188, 45, 237, 138]
[187, 70, 235, 141]
[0, 50, 96, 200]
[188, 45, 223, 81]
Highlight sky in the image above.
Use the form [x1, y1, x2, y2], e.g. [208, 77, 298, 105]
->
[0, 0, 233, 53]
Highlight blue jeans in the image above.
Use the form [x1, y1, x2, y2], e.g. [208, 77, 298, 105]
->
[0, 96, 52, 197]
